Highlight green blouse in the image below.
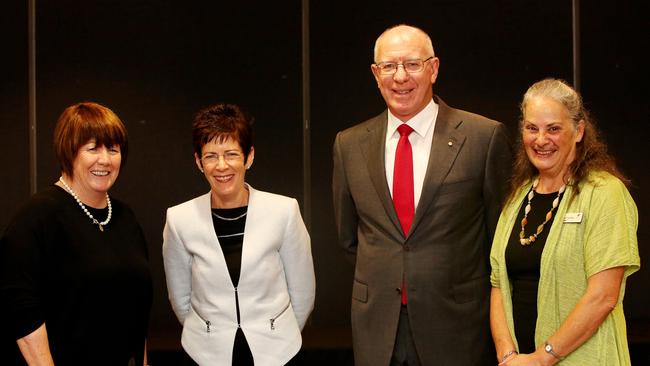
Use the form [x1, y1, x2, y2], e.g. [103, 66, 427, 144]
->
[490, 171, 640, 365]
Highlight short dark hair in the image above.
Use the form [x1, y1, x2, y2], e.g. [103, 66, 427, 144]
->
[192, 103, 254, 162]
[53, 102, 128, 177]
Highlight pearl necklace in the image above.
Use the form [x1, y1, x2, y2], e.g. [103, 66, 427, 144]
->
[59, 177, 112, 232]
[519, 179, 565, 245]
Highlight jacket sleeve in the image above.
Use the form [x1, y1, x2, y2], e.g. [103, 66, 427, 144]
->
[162, 209, 193, 324]
[490, 207, 513, 289]
[332, 131, 359, 262]
[482, 123, 512, 243]
[583, 177, 640, 278]
[279, 199, 315, 330]
[0, 205, 48, 340]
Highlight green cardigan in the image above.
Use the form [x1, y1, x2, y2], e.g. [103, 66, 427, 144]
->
[490, 171, 640, 365]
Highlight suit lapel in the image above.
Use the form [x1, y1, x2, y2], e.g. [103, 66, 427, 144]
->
[409, 97, 466, 236]
[239, 183, 256, 282]
[359, 112, 404, 236]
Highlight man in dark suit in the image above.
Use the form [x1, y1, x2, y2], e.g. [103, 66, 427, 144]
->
[332, 25, 512, 365]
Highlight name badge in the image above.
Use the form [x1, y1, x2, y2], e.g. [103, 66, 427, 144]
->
[564, 212, 583, 223]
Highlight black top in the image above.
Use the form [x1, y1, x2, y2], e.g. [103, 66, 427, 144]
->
[211, 206, 248, 287]
[0, 186, 152, 365]
[505, 189, 563, 353]
[210, 206, 253, 365]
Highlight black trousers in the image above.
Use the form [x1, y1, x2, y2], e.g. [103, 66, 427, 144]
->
[180, 328, 253, 365]
[390, 305, 422, 366]
[182, 328, 301, 365]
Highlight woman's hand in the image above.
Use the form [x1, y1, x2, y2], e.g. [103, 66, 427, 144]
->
[500, 350, 556, 366]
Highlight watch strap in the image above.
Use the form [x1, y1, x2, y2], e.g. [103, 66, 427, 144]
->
[544, 341, 565, 360]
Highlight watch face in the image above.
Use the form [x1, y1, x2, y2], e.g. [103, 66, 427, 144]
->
[545, 344, 552, 352]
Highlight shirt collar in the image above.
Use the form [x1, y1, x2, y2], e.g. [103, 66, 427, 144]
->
[387, 99, 438, 137]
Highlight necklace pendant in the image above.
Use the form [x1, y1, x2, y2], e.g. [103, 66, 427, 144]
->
[99, 224, 104, 232]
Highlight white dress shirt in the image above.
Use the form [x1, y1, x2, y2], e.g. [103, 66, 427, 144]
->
[385, 99, 438, 210]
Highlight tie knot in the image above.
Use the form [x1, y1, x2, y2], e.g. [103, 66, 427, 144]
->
[397, 124, 414, 137]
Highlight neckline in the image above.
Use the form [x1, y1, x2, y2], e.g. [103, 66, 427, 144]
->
[212, 206, 248, 211]
[54, 184, 111, 208]
[532, 190, 563, 196]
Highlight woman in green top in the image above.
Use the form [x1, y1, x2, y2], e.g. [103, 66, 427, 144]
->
[489, 79, 640, 365]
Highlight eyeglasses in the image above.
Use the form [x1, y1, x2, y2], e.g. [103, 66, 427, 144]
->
[201, 151, 244, 166]
[374, 56, 434, 75]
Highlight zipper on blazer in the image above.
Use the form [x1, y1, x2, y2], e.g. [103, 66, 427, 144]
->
[270, 301, 291, 330]
[193, 309, 212, 334]
[235, 287, 241, 329]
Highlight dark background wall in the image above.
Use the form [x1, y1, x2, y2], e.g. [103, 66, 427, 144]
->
[1, 0, 29, 242]
[2, 0, 648, 361]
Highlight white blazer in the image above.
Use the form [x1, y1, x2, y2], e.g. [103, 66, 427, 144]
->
[163, 185, 315, 365]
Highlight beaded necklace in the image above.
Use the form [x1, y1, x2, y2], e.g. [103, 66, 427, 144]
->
[519, 179, 565, 246]
[59, 176, 112, 232]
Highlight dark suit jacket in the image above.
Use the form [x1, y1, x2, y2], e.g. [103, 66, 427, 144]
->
[332, 96, 511, 366]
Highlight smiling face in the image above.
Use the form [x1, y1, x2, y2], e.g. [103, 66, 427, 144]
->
[371, 27, 439, 122]
[523, 96, 585, 183]
[196, 137, 254, 208]
[66, 139, 121, 204]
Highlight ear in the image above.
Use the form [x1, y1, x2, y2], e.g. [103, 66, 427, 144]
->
[575, 120, 585, 143]
[429, 57, 440, 84]
[194, 153, 204, 173]
[370, 64, 382, 87]
[245, 147, 255, 170]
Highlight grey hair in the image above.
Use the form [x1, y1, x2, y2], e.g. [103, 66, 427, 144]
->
[508, 77, 629, 202]
[373, 24, 435, 63]
[520, 78, 585, 127]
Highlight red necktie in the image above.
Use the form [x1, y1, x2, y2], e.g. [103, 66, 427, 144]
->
[393, 124, 415, 236]
[393, 124, 414, 305]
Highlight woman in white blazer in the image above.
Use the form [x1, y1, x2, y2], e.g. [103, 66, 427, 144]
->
[163, 104, 315, 365]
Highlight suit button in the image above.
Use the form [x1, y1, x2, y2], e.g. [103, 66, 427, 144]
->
[396, 288, 402, 294]
[404, 244, 410, 251]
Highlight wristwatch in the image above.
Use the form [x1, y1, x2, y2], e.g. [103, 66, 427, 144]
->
[544, 341, 565, 360]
